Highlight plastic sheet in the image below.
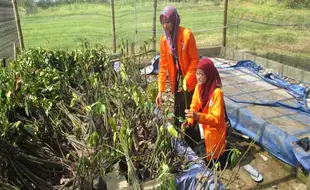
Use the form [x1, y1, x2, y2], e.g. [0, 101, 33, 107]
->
[223, 60, 310, 171]
[173, 138, 225, 190]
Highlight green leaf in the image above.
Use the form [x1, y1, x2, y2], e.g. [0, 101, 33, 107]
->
[48, 101, 53, 110]
[24, 125, 35, 136]
[85, 105, 92, 112]
[13, 121, 22, 128]
[159, 125, 165, 134]
[120, 65, 128, 81]
[72, 92, 78, 99]
[177, 116, 185, 123]
[167, 112, 175, 119]
[230, 150, 239, 167]
[132, 90, 141, 107]
[90, 102, 106, 114]
[5, 91, 12, 99]
[98, 103, 106, 114]
[108, 118, 117, 132]
[164, 107, 170, 115]
[46, 85, 53, 91]
[126, 128, 132, 136]
[65, 153, 71, 160]
[215, 162, 221, 170]
[70, 98, 76, 107]
[157, 163, 170, 181]
[86, 132, 99, 147]
[24, 101, 29, 116]
[113, 132, 117, 144]
[90, 102, 99, 107]
[167, 124, 178, 138]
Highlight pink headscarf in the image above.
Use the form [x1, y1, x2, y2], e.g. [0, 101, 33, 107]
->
[160, 5, 181, 58]
[196, 58, 222, 107]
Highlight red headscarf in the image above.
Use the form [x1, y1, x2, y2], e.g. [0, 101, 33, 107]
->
[196, 58, 222, 107]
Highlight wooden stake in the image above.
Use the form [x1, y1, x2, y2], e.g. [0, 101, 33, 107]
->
[152, 0, 157, 52]
[12, 0, 24, 51]
[222, 0, 228, 47]
[131, 42, 135, 55]
[110, 0, 116, 53]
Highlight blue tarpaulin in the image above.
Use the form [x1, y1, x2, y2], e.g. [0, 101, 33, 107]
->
[230, 60, 310, 114]
[221, 60, 310, 171]
[173, 138, 225, 190]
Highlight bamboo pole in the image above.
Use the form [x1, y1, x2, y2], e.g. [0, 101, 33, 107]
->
[152, 0, 157, 52]
[110, 0, 116, 53]
[134, 0, 138, 48]
[222, 0, 228, 47]
[131, 42, 135, 55]
[235, 20, 239, 50]
[12, 0, 24, 52]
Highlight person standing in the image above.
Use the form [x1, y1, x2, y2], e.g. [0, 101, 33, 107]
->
[156, 5, 200, 149]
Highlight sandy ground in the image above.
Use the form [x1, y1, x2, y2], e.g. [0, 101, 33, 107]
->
[105, 134, 308, 190]
[221, 135, 308, 190]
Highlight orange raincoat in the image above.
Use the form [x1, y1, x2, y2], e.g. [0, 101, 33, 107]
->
[188, 87, 227, 160]
[158, 26, 199, 93]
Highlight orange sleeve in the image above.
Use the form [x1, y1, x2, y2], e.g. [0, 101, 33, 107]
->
[184, 32, 199, 91]
[158, 36, 168, 92]
[187, 85, 201, 125]
[198, 89, 224, 127]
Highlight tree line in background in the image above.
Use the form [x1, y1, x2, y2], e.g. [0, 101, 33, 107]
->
[17, 0, 310, 14]
[17, 0, 220, 14]
[281, 0, 310, 8]
[18, 0, 109, 13]
[249, 0, 310, 8]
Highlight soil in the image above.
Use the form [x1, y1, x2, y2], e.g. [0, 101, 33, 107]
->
[221, 134, 308, 190]
[105, 134, 308, 190]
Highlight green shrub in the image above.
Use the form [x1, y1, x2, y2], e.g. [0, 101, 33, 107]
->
[282, 0, 310, 9]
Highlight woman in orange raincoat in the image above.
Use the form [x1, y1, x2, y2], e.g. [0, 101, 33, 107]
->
[183, 58, 227, 166]
[156, 5, 200, 148]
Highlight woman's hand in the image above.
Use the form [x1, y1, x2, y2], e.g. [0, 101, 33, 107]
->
[185, 109, 200, 121]
[181, 121, 189, 138]
[155, 92, 163, 107]
[181, 121, 189, 130]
